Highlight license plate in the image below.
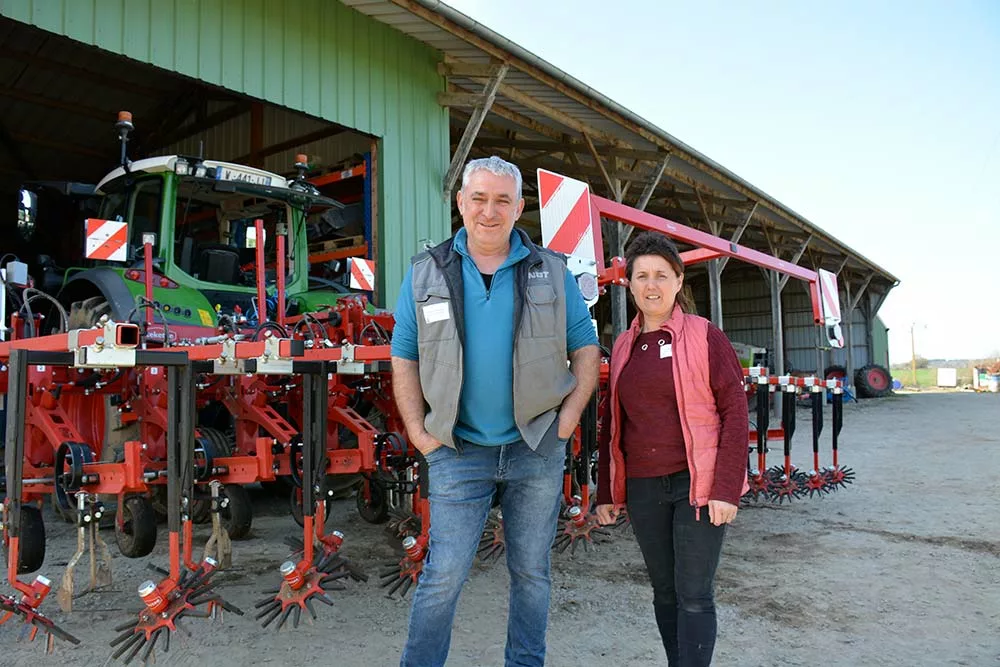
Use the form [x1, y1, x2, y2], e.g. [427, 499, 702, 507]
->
[216, 167, 272, 187]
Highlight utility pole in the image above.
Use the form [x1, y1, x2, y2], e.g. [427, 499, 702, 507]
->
[910, 322, 917, 387]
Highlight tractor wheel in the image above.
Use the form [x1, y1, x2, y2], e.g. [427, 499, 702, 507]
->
[115, 495, 158, 558]
[823, 365, 847, 381]
[16, 505, 46, 574]
[356, 477, 390, 524]
[855, 364, 892, 398]
[220, 483, 253, 539]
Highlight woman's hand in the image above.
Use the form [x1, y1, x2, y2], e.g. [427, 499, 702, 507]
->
[595, 504, 625, 526]
[707, 500, 738, 526]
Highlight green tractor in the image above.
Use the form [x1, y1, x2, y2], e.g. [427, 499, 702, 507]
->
[14, 114, 360, 339]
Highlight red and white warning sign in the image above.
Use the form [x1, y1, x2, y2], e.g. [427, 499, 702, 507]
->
[537, 169, 597, 263]
[85, 218, 129, 261]
[817, 268, 844, 348]
[349, 257, 375, 291]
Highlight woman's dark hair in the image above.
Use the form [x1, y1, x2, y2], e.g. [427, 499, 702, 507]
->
[624, 231, 694, 313]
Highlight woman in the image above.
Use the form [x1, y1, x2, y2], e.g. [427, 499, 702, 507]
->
[595, 231, 749, 667]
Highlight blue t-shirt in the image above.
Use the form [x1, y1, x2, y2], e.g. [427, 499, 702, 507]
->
[391, 229, 598, 445]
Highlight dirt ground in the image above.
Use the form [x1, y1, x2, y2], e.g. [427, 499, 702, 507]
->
[4, 391, 998, 666]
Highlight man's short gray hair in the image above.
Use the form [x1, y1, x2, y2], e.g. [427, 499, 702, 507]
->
[461, 156, 523, 200]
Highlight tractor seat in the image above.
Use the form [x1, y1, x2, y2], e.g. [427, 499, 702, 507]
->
[196, 244, 241, 284]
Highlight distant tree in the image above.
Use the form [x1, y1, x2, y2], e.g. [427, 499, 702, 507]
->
[913, 355, 929, 369]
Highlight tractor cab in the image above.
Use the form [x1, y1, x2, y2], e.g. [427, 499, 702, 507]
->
[25, 147, 355, 340]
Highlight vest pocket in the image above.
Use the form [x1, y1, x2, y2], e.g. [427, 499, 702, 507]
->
[416, 292, 457, 343]
[525, 284, 557, 339]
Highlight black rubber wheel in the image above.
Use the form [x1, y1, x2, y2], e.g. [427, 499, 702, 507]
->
[824, 365, 847, 381]
[16, 505, 46, 574]
[115, 495, 158, 558]
[855, 364, 892, 398]
[356, 477, 389, 524]
[220, 483, 253, 539]
[190, 428, 233, 523]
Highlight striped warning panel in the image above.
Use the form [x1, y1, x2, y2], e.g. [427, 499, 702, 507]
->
[817, 269, 842, 321]
[349, 257, 375, 291]
[85, 218, 129, 261]
[537, 169, 596, 262]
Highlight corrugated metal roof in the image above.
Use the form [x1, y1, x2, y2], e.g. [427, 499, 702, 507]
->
[341, 0, 898, 293]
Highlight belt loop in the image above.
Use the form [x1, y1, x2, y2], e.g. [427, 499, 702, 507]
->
[453, 435, 465, 455]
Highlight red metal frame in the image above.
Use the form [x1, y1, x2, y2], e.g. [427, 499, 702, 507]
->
[584, 193, 825, 324]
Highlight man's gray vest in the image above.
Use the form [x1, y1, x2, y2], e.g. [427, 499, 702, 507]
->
[410, 228, 577, 450]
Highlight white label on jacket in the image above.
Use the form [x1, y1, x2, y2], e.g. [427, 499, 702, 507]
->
[423, 302, 451, 324]
[659, 344, 672, 359]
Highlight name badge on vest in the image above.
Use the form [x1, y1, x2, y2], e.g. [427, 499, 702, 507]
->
[659, 343, 672, 359]
[423, 302, 450, 324]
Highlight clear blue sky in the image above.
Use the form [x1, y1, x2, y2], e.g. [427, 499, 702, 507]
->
[445, 0, 1000, 363]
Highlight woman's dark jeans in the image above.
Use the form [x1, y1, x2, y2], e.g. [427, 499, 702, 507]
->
[626, 471, 726, 667]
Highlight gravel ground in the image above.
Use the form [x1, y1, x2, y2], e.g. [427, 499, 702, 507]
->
[3, 390, 998, 666]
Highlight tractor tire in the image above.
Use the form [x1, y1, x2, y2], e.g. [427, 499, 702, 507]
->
[824, 365, 848, 381]
[220, 483, 253, 539]
[356, 477, 390, 524]
[115, 495, 158, 558]
[855, 364, 892, 398]
[16, 505, 46, 574]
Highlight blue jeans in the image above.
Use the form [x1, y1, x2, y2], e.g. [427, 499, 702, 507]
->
[400, 432, 566, 667]
[626, 471, 726, 667]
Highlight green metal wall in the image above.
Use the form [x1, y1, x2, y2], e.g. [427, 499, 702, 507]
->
[872, 315, 890, 368]
[0, 0, 451, 305]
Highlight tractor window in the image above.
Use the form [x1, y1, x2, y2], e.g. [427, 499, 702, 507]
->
[172, 178, 294, 287]
[96, 178, 163, 261]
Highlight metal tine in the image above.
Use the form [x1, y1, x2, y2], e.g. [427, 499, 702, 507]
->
[291, 605, 301, 629]
[386, 575, 407, 597]
[399, 577, 413, 598]
[254, 600, 281, 620]
[259, 605, 282, 629]
[111, 632, 145, 660]
[139, 628, 160, 665]
[172, 617, 192, 637]
[111, 628, 138, 647]
[114, 618, 141, 633]
[123, 629, 149, 665]
[255, 596, 280, 610]
[304, 598, 317, 621]
[276, 607, 294, 630]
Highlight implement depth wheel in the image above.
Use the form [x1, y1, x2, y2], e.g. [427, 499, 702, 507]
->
[115, 495, 157, 558]
[356, 478, 390, 524]
[16, 505, 46, 574]
[220, 484, 253, 539]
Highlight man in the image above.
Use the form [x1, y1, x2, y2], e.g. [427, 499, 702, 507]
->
[391, 156, 600, 667]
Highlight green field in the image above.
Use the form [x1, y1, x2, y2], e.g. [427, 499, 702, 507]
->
[890, 366, 974, 388]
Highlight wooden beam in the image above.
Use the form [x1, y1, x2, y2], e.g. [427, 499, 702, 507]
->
[718, 202, 758, 272]
[849, 272, 874, 312]
[0, 46, 169, 99]
[442, 63, 509, 198]
[777, 234, 814, 292]
[151, 103, 250, 152]
[583, 132, 619, 199]
[232, 124, 348, 164]
[467, 136, 665, 161]
[438, 61, 508, 78]
[622, 154, 670, 245]
[0, 88, 110, 122]
[11, 132, 110, 159]
[438, 91, 488, 107]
